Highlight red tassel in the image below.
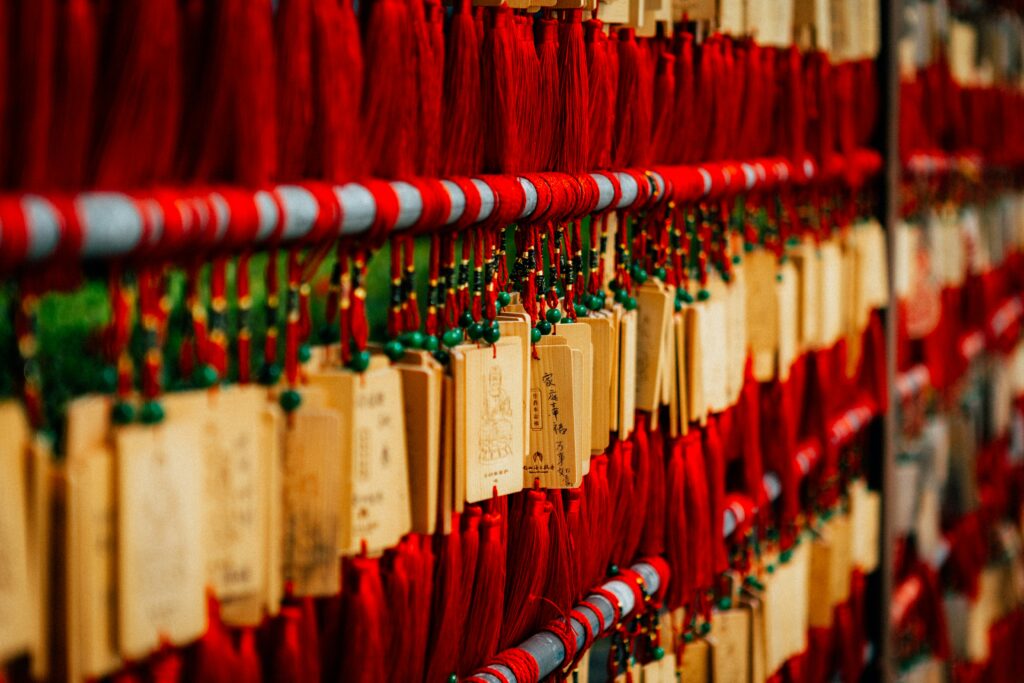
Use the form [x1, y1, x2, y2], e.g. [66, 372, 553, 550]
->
[0, 3, 10, 187]
[235, 629, 262, 683]
[150, 649, 182, 683]
[565, 487, 590, 597]
[683, 431, 712, 604]
[192, 598, 236, 683]
[739, 363, 767, 522]
[622, 415, 651, 563]
[669, 32, 693, 164]
[482, 7, 523, 173]
[410, 0, 443, 177]
[640, 420, 667, 557]
[607, 439, 635, 568]
[270, 606, 304, 683]
[11, 0, 56, 189]
[309, 0, 363, 182]
[382, 537, 433, 681]
[612, 28, 652, 168]
[237, 0, 278, 186]
[442, 0, 483, 176]
[94, 0, 181, 188]
[426, 515, 465, 682]
[557, 10, 588, 173]
[500, 490, 551, 648]
[541, 490, 577, 619]
[338, 556, 388, 683]
[275, 0, 313, 180]
[761, 380, 799, 537]
[665, 436, 690, 610]
[51, 0, 97, 190]
[585, 18, 613, 170]
[462, 508, 508, 672]
[190, 0, 276, 185]
[534, 16, 560, 172]
[515, 14, 539, 173]
[703, 416, 728, 577]
[298, 597, 321, 683]
[384, 541, 415, 680]
[362, 0, 413, 178]
[406, 535, 435, 682]
[584, 453, 612, 587]
[651, 49, 676, 164]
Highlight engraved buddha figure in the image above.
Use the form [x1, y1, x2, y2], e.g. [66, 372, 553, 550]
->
[479, 366, 513, 462]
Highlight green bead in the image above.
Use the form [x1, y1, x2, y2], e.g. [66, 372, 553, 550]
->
[609, 279, 622, 292]
[483, 325, 501, 344]
[384, 339, 405, 361]
[766, 564, 776, 574]
[459, 311, 475, 328]
[697, 289, 710, 301]
[433, 350, 450, 365]
[631, 265, 648, 284]
[574, 304, 588, 318]
[718, 597, 732, 610]
[448, 675, 458, 683]
[348, 349, 371, 372]
[700, 622, 711, 635]
[732, 255, 742, 265]
[112, 401, 135, 424]
[652, 646, 665, 661]
[404, 331, 425, 349]
[775, 273, 783, 283]
[260, 363, 282, 386]
[537, 320, 553, 335]
[530, 328, 543, 344]
[195, 364, 219, 388]
[467, 322, 485, 341]
[780, 549, 793, 563]
[545, 308, 562, 324]
[442, 328, 464, 347]
[588, 294, 603, 311]
[608, 564, 620, 576]
[683, 632, 695, 643]
[498, 291, 512, 306]
[679, 290, 694, 304]
[422, 335, 440, 352]
[654, 267, 667, 281]
[744, 242, 755, 253]
[279, 389, 302, 412]
[675, 299, 683, 313]
[298, 344, 312, 363]
[139, 401, 165, 425]
[99, 366, 118, 393]
[613, 288, 628, 304]
[625, 296, 637, 311]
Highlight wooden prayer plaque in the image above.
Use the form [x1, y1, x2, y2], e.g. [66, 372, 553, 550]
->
[116, 422, 207, 659]
[527, 338, 582, 488]
[399, 359, 442, 535]
[0, 402, 32, 663]
[282, 403, 343, 597]
[636, 283, 672, 412]
[457, 339, 526, 502]
[580, 313, 614, 452]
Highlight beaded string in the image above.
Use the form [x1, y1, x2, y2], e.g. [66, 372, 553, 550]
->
[108, 267, 136, 423]
[15, 282, 45, 431]
[235, 252, 253, 384]
[138, 267, 169, 423]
